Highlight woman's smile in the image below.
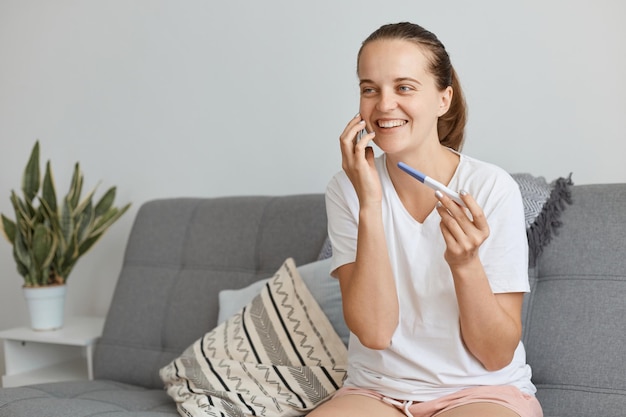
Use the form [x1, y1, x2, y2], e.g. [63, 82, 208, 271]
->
[376, 119, 408, 129]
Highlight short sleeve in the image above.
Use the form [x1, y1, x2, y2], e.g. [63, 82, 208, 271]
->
[325, 172, 359, 277]
[477, 174, 530, 293]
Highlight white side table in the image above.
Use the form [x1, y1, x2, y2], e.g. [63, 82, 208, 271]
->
[0, 316, 105, 387]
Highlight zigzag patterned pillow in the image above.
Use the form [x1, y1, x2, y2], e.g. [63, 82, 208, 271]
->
[160, 258, 348, 417]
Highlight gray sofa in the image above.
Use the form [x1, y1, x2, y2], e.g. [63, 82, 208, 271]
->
[1, 185, 625, 417]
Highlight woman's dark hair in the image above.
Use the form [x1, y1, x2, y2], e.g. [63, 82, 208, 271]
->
[357, 22, 467, 151]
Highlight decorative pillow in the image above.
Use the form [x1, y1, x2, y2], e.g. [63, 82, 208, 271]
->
[160, 258, 348, 417]
[218, 279, 267, 324]
[218, 258, 350, 346]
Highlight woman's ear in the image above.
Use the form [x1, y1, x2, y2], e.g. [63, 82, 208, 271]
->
[437, 86, 453, 117]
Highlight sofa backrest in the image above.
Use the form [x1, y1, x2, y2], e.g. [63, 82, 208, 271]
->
[93, 195, 328, 388]
[522, 184, 626, 417]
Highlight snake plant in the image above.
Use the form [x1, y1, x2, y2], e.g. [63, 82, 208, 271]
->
[1, 141, 131, 287]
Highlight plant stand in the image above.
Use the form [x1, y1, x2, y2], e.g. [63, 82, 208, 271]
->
[0, 316, 104, 387]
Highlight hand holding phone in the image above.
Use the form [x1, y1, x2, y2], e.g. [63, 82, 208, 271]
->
[357, 127, 368, 142]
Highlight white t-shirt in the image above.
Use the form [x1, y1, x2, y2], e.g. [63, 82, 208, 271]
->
[325, 152, 536, 401]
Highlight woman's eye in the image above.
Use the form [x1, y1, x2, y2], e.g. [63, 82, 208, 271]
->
[398, 85, 413, 92]
[361, 87, 376, 94]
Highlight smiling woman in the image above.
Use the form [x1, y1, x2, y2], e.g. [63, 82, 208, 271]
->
[357, 22, 466, 153]
[311, 22, 543, 417]
[357, 38, 455, 160]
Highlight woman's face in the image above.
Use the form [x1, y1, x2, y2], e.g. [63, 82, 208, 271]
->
[358, 39, 452, 156]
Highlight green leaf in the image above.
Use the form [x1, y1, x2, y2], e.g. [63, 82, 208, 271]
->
[38, 196, 63, 242]
[10, 190, 35, 231]
[32, 224, 57, 271]
[89, 203, 130, 237]
[77, 233, 101, 257]
[1, 214, 16, 243]
[41, 160, 58, 214]
[60, 197, 74, 247]
[22, 141, 40, 202]
[76, 199, 94, 244]
[56, 231, 79, 280]
[13, 250, 29, 278]
[73, 187, 96, 218]
[66, 163, 83, 210]
[77, 203, 130, 259]
[14, 230, 35, 285]
[94, 187, 116, 217]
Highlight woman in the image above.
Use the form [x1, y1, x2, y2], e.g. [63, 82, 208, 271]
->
[310, 22, 542, 417]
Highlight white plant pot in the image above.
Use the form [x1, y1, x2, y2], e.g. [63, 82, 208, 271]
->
[23, 284, 67, 331]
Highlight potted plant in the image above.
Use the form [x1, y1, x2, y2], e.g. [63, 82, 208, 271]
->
[1, 141, 130, 330]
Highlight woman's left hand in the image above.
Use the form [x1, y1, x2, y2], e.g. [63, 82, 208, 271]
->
[435, 190, 490, 268]
[436, 190, 524, 371]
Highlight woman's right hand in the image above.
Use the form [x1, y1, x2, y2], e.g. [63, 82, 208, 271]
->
[337, 115, 399, 349]
[340, 114, 381, 206]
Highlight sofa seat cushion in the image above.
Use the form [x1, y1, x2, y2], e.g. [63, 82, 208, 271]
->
[0, 380, 177, 417]
[160, 258, 347, 417]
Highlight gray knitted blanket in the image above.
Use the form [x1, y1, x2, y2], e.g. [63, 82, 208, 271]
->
[511, 173, 573, 266]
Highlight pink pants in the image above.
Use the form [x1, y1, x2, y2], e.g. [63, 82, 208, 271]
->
[333, 385, 543, 417]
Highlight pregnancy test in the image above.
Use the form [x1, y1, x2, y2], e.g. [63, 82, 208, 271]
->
[397, 162, 466, 207]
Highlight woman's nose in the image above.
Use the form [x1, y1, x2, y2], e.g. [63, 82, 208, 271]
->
[376, 90, 397, 112]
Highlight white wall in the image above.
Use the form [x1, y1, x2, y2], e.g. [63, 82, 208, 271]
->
[0, 0, 624, 379]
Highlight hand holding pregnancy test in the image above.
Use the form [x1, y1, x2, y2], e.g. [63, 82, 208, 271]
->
[397, 162, 467, 207]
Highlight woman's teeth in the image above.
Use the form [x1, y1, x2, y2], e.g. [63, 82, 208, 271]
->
[378, 120, 407, 128]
